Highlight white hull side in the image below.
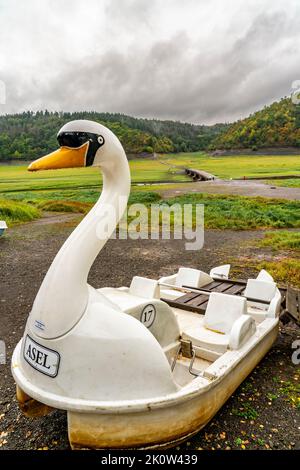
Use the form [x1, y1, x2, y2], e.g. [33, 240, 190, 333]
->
[67, 323, 278, 449]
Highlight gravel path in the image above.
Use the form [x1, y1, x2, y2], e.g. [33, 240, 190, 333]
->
[159, 180, 300, 200]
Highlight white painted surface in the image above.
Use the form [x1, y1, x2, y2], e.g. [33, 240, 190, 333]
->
[129, 276, 160, 299]
[11, 121, 281, 448]
[210, 264, 231, 279]
[28, 120, 131, 339]
[12, 316, 279, 413]
[0, 220, 7, 229]
[159, 268, 212, 289]
[244, 279, 276, 302]
[204, 292, 247, 334]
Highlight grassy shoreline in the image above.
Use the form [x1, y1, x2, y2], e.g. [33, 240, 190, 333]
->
[2, 191, 300, 231]
[1, 153, 300, 193]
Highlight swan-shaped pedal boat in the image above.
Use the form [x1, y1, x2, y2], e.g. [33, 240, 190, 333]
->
[11, 120, 282, 449]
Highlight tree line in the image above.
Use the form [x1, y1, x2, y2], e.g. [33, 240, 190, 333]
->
[0, 110, 227, 160]
[211, 98, 300, 150]
[0, 98, 298, 160]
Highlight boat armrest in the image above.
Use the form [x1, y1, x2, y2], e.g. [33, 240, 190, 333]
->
[267, 288, 282, 318]
[129, 276, 160, 299]
[210, 264, 231, 280]
[229, 315, 256, 350]
[159, 274, 177, 286]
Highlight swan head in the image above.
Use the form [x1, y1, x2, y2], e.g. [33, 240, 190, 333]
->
[28, 120, 125, 171]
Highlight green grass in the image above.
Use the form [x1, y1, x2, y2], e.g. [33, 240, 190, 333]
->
[0, 199, 40, 225]
[278, 380, 300, 408]
[160, 152, 300, 179]
[1, 155, 300, 230]
[232, 402, 259, 420]
[264, 178, 300, 188]
[128, 191, 162, 204]
[1, 190, 300, 231]
[33, 191, 162, 215]
[0, 159, 188, 194]
[259, 231, 300, 250]
[164, 194, 300, 230]
[258, 258, 300, 287]
[1, 153, 300, 195]
[36, 200, 90, 214]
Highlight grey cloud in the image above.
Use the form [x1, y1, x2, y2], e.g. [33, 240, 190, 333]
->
[1, 7, 300, 124]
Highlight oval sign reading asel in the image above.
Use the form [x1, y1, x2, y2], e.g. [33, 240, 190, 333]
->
[140, 304, 156, 328]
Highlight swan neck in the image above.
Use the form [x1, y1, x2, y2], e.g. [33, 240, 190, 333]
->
[30, 150, 130, 339]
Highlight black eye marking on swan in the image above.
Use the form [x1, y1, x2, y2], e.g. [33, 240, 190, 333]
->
[86, 134, 105, 167]
[57, 132, 105, 167]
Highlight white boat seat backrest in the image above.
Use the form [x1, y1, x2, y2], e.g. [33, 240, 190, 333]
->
[209, 264, 231, 279]
[204, 292, 247, 335]
[129, 276, 160, 299]
[175, 267, 212, 288]
[244, 279, 276, 302]
[256, 269, 274, 282]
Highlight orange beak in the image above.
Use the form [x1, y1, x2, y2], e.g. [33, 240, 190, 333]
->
[28, 142, 89, 171]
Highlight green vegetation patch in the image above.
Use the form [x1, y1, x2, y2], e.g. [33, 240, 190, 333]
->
[232, 402, 259, 420]
[0, 199, 40, 225]
[264, 178, 300, 188]
[128, 191, 162, 205]
[278, 380, 300, 409]
[0, 110, 228, 161]
[164, 193, 300, 230]
[160, 153, 300, 179]
[258, 258, 300, 287]
[2, 191, 299, 232]
[34, 191, 162, 214]
[259, 231, 300, 250]
[37, 200, 91, 214]
[212, 97, 300, 150]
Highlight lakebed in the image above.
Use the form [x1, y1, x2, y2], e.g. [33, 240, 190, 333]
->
[0, 214, 299, 450]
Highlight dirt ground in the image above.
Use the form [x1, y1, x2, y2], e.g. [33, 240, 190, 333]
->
[159, 180, 300, 200]
[0, 213, 299, 450]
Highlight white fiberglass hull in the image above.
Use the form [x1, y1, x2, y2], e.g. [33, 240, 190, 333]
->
[12, 318, 278, 449]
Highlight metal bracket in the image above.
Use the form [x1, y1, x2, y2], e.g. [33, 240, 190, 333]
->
[180, 339, 194, 358]
[171, 339, 200, 376]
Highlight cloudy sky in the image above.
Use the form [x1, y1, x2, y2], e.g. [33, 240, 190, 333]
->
[0, 0, 299, 124]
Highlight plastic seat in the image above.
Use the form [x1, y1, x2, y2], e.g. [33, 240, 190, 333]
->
[99, 277, 180, 351]
[159, 267, 213, 300]
[244, 277, 278, 321]
[256, 269, 274, 282]
[182, 292, 256, 353]
[129, 276, 160, 299]
[244, 279, 276, 303]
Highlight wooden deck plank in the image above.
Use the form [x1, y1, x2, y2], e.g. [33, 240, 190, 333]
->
[161, 297, 206, 315]
[212, 282, 235, 293]
[202, 281, 223, 290]
[286, 287, 300, 324]
[175, 292, 200, 304]
[162, 279, 299, 324]
[222, 284, 245, 295]
[198, 300, 208, 310]
[212, 278, 247, 285]
[183, 282, 245, 296]
[188, 294, 209, 307]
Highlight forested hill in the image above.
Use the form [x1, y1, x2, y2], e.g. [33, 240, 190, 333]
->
[1, 98, 298, 160]
[0, 111, 228, 161]
[211, 98, 300, 150]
